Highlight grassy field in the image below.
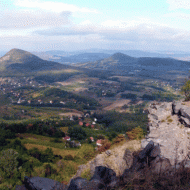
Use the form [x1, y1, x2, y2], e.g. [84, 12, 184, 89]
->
[6, 134, 97, 184]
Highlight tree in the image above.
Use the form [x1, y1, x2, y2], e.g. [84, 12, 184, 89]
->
[68, 126, 87, 140]
[0, 149, 19, 178]
[181, 80, 190, 100]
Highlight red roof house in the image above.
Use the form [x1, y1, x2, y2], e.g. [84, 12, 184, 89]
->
[90, 137, 94, 142]
[96, 139, 102, 146]
[85, 123, 90, 127]
[63, 136, 71, 141]
[79, 121, 83, 126]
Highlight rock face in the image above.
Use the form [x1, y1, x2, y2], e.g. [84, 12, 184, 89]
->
[142, 101, 190, 165]
[68, 166, 118, 190]
[69, 141, 172, 189]
[72, 140, 141, 180]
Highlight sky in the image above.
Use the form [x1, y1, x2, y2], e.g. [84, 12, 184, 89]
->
[0, 0, 190, 52]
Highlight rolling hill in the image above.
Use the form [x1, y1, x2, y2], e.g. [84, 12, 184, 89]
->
[74, 53, 190, 79]
[0, 48, 69, 73]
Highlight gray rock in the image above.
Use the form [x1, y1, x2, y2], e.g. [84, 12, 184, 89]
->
[184, 160, 190, 168]
[90, 166, 118, 189]
[68, 177, 101, 190]
[123, 149, 133, 168]
[151, 114, 158, 120]
[149, 145, 161, 158]
[150, 156, 171, 174]
[24, 176, 67, 190]
[105, 150, 112, 156]
[15, 185, 27, 190]
[139, 140, 154, 159]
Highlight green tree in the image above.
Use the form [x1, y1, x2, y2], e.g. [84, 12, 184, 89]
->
[0, 149, 19, 178]
[68, 126, 87, 140]
[181, 80, 190, 100]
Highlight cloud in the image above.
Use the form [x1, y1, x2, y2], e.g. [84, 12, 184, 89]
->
[15, 0, 98, 13]
[0, 9, 71, 29]
[166, 0, 190, 10]
[32, 19, 190, 52]
[164, 12, 190, 19]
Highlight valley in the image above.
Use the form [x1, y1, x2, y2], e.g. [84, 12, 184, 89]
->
[0, 48, 189, 189]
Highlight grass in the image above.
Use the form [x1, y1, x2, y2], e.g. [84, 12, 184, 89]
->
[81, 168, 91, 180]
[17, 133, 97, 184]
[167, 118, 173, 123]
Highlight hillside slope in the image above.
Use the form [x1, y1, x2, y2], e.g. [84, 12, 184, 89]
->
[74, 52, 190, 79]
[0, 48, 69, 73]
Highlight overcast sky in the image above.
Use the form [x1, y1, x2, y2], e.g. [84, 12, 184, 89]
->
[1, 0, 190, 52]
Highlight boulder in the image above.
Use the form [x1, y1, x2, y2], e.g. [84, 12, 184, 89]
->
[90, 166, 118, 189]
[130, 154, 147, 172]
[105, 150, 112, 156]
[172, 101, 181, 114]
[149, 145, 161, 158]
[68, 177, 101, 190]
[15, 185, 27, 190]
[123, 149, 133, 168]
[24, 176, 67, 190]
[150, 156, 171, 174]
[139, 140, 154, 160]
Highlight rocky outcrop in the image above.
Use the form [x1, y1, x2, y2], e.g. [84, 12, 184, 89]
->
[142, 101, 190, 165]
[72, 140, 141, 180]
[68, 166, 119, 190]
[69, 141, 172, 189]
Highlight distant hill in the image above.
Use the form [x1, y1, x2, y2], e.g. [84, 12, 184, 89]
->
[47, 53, 111, 64]
[74, 52, 190, 79]
[0, 48, 69, 74]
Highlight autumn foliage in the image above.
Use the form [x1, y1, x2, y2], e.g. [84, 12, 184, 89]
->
[126, 126, 144, 140]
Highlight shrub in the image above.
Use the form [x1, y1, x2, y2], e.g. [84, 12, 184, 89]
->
[44, 164, 57, 177]
[98, 139, 111, 152]
[0, 136, 7, 146]
[126, 126, 144, 140]
[167, 118, 173, 123]
[97, 134, 105, 140]
[68, 126, 87, 140]
[64, 155, 74, 160]
[81, 169, 91, 180]
[113, 134, 125, 144]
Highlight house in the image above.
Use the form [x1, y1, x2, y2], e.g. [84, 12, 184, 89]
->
[85, 123, 90, 127]
[79, 121, 83, 126]
[96, 139, 102, 146]
[70, 141, 81, 148]
[90, 137, 94, 142]
[63, 136, 71, 141]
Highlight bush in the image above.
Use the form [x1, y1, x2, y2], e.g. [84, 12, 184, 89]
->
[0, 136, 7, 146]
[98, 139, 111, 152]
[126, 126, 144, 140]
[64, 155, 74, 160]
[44, 164, 57, 177]
[113, 134, 125, 144]
[50, 138, 62, 143]
[68, 126, 87, 140]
